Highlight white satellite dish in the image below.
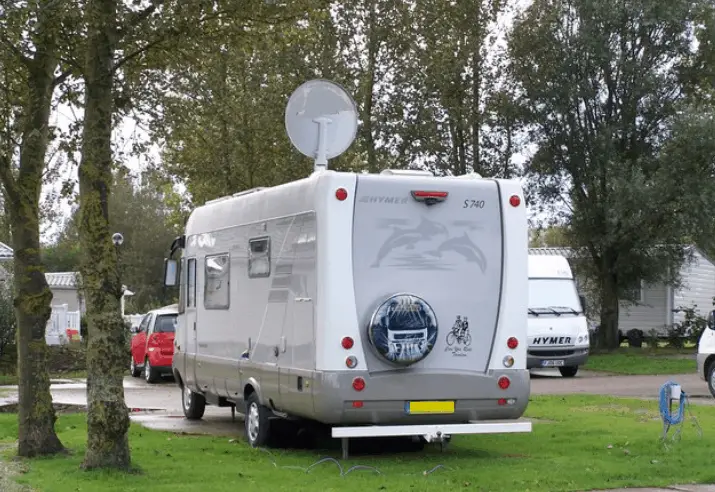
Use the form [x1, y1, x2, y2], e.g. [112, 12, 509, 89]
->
[284, 79, 359, 172]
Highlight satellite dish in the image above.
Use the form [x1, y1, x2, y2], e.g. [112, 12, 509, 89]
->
[285, 79, 358, 172]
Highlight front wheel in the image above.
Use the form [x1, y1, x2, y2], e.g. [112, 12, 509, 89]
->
[245, 392, 272, 448]
[182, 384, 206, 420]
[144, 357, 160, 384]
[559, 366, 579, 378]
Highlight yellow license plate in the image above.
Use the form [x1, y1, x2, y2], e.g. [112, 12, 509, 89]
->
[406, 401, 455, 414]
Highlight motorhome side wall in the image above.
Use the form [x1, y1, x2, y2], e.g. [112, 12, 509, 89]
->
[179, 176, 319, 417]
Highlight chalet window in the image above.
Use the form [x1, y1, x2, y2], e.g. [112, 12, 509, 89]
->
[248, 237, 271, 278]
[204, 253, 230, 309]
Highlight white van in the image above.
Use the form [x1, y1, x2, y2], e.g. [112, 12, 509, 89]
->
[527, 254, 590, 377]
[696, 310, 715, 396]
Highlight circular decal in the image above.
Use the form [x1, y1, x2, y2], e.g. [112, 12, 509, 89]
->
[367, 294, 438, 366]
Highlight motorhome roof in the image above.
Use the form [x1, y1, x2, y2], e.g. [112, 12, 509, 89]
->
[528, 254, 573, 279]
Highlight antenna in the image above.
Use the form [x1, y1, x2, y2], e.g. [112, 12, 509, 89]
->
[285, 79, 358, 173]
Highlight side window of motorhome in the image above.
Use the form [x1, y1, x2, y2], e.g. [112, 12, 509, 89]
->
[248, 237, 271, 278]
[204, 253, 230, 309]
[187, 258, 196, 308]
[178, 257, 186, 314]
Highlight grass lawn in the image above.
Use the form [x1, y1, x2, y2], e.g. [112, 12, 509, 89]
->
[585, 347, 697, 375]
[2, 395, 715, 491]
[0, 371, 87, 386]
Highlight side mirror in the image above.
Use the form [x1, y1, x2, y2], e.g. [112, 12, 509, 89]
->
[130, 325, 139, 334]
[708, 310, 715, 330]
[164, 258, 178, 286]
[579, 295, 587, 312]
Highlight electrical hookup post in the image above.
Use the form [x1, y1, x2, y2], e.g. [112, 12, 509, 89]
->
[658, 380, 702, 448]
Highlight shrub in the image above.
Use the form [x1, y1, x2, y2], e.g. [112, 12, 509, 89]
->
[667, 304, 707, 348]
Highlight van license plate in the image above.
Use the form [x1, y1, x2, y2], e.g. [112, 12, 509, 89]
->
[542, 360, 565, 367]
[405, 401, 455, 414]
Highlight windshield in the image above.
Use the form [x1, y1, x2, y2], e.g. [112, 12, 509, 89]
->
[528, 278, 582, 315]
[154, 314, 177, 333]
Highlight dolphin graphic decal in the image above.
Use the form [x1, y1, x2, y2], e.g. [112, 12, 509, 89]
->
[426, 232, 487, 272]
[371, 217, 448, 267]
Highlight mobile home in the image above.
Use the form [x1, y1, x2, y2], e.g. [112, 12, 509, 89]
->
[163, 170, 532, 453]
[162, 79, 532, 456]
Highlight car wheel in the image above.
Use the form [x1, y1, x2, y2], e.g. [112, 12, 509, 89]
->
[245, 392, 272, 448]
[144, 357, 159, 384]
[559, 366, 579, 378]
[182, 384, 206, 420]
[707, 362, 715, 398]
[130, 357, 141, 377]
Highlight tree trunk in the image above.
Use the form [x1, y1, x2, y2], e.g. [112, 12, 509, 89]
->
[9, 10, 65, 458]
[79, 0, 131, 471]
[598, 273, 621, 350]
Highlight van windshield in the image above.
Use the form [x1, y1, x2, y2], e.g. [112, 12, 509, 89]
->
[528, 278, 582, 315]
[154, 314, 177, 333]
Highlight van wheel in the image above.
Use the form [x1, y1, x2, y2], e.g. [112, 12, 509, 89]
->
[707, 363, 715, 398]
[130, 357, 141, 377]
[559, 366, 578, 378]
[182, 384, 206, 420]
[144, 357, 159, 384]
[245, 393, 272, 448]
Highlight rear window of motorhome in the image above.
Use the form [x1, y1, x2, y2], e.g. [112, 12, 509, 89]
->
[154, 314, 177, 333]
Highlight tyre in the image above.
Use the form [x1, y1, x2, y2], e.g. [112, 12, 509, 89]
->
[245, 392, 272, 448]
[182, 383, 206, 420]
[130, 357, 141, 377]
[707, 362, 715, 399]
[144, 357, 160, 384]
[559, 366, 579, 378]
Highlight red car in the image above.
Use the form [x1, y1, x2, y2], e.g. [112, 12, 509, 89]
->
[130, 304, 178, 383]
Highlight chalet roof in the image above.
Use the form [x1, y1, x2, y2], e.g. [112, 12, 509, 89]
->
[45, 272, 79, 289]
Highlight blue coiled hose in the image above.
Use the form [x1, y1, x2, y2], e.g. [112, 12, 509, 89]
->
[658, 380, 685, 426]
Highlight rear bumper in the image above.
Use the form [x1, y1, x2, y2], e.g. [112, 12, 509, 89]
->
[527, 347, 589, 369]
[148, 351, 174, 370]
[310, 369, 530, 426]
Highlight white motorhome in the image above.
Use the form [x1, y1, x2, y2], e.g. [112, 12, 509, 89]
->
[527, 254, 590, 377]
[161, 79, 532, 457]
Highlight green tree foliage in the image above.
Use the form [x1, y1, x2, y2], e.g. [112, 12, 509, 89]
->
[42, 169, 180, 312]
[508, 0, 715, 348]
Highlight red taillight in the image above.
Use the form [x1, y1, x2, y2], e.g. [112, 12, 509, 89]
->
[412, 191, 448, 200]
[352, 401, 363, 408]
[352, 377, 365, 391]
[341, 337, 354, 349]
[498, 376, 510, 390]
[498, 398, 507, 406]
[509, 195, 521, 207]
[335, 188, 348, 201]
[507, 337, 518, 349]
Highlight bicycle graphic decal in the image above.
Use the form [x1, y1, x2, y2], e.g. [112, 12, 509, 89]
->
[445, 315, 473, 357]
